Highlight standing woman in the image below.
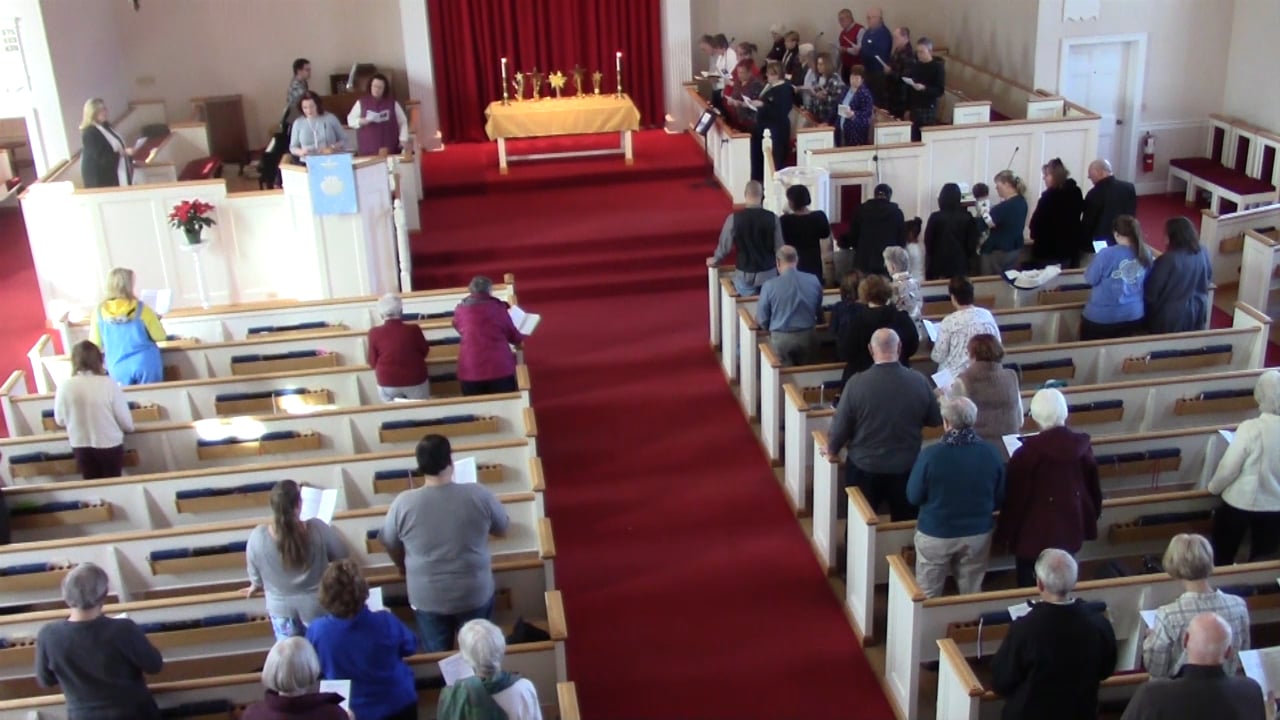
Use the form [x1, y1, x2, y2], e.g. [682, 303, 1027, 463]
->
[747, 61, 795, 183]
[779, 184, 832, 282]
[1206, 370, 1280, 565]
[807, 53, 845, 125]
[953, 334, 1023, 446]
[367, 293, 432, 402]
[1027, 158, 1084, 268]
[923, 183, 980, 281]
[289, 92, 349, 158]
[347, 73, 409, 157]
[1144, 216, 1212, 334]
[453, 276, 525, 396]
[780, 32, 804, 88]
[91, 267, 166, 386]
[243, 480, 350, 642]
[54, 341, 134, 480]
[80, 98, 134, 189]
[1081, 215, 1152, 340]
[836, 67, 874, 147]
[978, 170, 1029, 276]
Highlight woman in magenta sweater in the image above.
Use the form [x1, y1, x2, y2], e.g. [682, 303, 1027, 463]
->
[453, 276, 525, 396]
[366, 294, 431, 402]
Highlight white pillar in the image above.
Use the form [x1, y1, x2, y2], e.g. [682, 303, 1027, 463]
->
[661, 0, 693, 132]
[398, 0, 442, 150]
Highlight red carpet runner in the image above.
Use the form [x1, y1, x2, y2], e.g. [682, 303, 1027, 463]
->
[417, 132, 895, 719]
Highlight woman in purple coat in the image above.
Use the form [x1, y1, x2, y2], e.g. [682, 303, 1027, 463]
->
[346, 73, 409, 157]
[994, 388, 1102, 587]
[452, 276, 525, 396]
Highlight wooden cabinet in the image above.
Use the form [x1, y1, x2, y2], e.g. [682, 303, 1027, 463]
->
[192, 94, 249, 166]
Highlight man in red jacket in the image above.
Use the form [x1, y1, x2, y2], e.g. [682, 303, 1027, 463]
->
[837, 8, 866, 83]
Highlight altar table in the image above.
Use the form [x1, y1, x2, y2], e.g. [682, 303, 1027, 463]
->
[483, 94, 641, 173]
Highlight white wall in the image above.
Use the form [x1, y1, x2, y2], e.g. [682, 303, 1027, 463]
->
[110, 0, 407, 148]
[1224, 0, 1280, 131]
[4, 0, 65, 173]
[947, 0, 1039, 89]
[39, 0, 130, 159]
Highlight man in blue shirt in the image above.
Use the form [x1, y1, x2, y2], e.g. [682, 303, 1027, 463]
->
[757, 245, 823, 366]
[860, 7, 893, 104]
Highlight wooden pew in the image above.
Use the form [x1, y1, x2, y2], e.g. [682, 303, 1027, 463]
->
[0, 388, 535, 483]
[55, 274, 518, 351]
[817, 423, 1233, 579]
[785, 365, 1270, 516]
[0, 592, 571, 717]
[1, 362, 478, 438]
[1238, 228, 1280, 320]
[0, 496, 554, 611]
[1199, 192, 1280, 287]
[32, 318, 466, 393]
[884, 558, 1280, 719]
[1, 438, 543, 542]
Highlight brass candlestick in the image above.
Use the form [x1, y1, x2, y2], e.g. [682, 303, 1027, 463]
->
[572, 65, 586, 96]
[530, 68, 544, 100]
[591, 71, 603, 96]
[511, 72, 525, 102]
[549, 70, 567, 99]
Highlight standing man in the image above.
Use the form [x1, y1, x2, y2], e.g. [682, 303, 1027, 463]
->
[379, 434, 510, 651]
[906, 38, 945, 142]
[1080, 158, 1138, 258]
[860, 8, 893, 104]
[842, 182, 905, 275]
[757, 245, 824, 366]
[823, 328, 942, 520]
[285, 58, 312, 126]
[1122, 613, 1266, 720]
[707, 180, 785, 297]
[836, 8, 866, 84]
[991, 550, 1118, 720]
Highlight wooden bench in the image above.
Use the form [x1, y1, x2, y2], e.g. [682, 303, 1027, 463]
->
[55, 274, 518, 352]
[883, 556, 1280, 719]
[1200, 203, 1280, 287]
[1, 437, 543, 541]
[1238, 228, 1280, 320]
[0, 388, 536, 483]
[1168, 114, 1280, 214]
[0, 495, 554, 611]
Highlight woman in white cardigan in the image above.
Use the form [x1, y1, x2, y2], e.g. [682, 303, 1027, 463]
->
[288, 91, 348, 158]
[53, 341, 135, 480]
[1208, 369, 1280, 564]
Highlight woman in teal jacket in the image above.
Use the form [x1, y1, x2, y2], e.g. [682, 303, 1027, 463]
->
[978, 170, 1029, 276]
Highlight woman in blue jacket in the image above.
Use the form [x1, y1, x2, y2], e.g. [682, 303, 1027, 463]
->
[1144, 217, 1212, 334]
[1082, 215, 1153, 340]
[978, 171, 1029, 276]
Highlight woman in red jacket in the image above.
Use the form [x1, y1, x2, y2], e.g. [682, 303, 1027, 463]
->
[995, 388, 1102, 587]
[453, 276, 525, 396]
[366, 294, 431, 402]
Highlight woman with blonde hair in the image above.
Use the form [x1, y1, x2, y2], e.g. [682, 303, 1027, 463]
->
[1208, 369, 1280, 564]
[978, 170, 1029, 275]
[79, 98, 134, 188]
[244, 480, 349, 642]
[91, 267, 166, 385]
[53, 341, 134, 479]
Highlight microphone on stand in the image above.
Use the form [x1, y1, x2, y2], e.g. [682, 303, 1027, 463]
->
[1006, 146, 1019, 170]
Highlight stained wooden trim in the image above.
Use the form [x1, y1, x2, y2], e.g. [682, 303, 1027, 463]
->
[538, 517, 556, 559]
[848, 486, 879, 525]
[516, 365, 532, 391]
[1234, 301, 1272, 325]
[524, 407, 538, 438]
[954, 100, 993, 108]
[760, 341, 782, 370]
[1015, 366, 1266, 399]
[1100, 489, 1209, 509]
[529, 456, 546, 492]
[0, 370, 23, 395]
[938, 638, 986, 697]
[810, 140, 923, 155]
[75, 178, 224, 195]
[557, 683, 581, 720]
[783, 382, 808, 410]
[545, 590, 568, 640]
[887, 554, 926, 602]
[225, 189, 285, 199]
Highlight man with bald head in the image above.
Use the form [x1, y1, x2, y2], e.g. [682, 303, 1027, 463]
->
[1080, 158, 1137, 262]
[823, 327, 941, 520]
[1122, 612, 1266, 719]
[992, 549, 1118, 720]
[859, 7, 893, 104]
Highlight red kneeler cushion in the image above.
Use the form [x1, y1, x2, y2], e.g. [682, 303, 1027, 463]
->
[179, 157, 223, 182]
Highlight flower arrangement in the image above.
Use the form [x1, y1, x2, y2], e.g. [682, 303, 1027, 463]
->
[168, 199, 216, 243]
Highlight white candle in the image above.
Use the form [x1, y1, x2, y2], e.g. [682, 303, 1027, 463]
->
[500, 57, 509, 102]
[616, 51, 622, 76]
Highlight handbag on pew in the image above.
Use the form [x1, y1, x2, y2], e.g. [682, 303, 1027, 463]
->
[257, 106, 292, 190]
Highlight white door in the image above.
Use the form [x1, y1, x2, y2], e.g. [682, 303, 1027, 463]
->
[1062, 42, 1132, 177]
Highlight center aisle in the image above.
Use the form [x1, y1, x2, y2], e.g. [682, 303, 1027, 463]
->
[416, 132, 894, 719]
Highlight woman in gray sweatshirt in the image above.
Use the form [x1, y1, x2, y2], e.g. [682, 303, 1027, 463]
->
[244, 480, 349, 641]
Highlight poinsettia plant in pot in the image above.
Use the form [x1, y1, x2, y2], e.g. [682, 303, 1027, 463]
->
[168, 199, 216, 244]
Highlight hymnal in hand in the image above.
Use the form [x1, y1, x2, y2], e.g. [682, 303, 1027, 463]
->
[508, 306, 541, 335]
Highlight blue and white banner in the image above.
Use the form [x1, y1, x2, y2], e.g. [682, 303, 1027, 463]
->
[305, 153, 357, 215]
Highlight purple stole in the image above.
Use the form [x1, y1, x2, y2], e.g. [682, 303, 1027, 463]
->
[356, 95, 401, 156]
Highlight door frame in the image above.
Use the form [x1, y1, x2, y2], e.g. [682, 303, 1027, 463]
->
[1057, 33, 1148, 182]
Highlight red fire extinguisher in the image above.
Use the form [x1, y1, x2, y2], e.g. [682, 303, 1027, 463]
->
[1142, 132, 1156, 173]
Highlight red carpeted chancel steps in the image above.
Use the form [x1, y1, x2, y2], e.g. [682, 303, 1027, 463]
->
[415, 130, 897, 719]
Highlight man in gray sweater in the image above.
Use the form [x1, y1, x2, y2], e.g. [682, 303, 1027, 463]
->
[824, 328, 942, 520]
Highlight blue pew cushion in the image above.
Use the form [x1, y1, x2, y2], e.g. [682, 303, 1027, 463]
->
[380, 414, 480, 431]
[1198, 388, 1253, 400]
[1135, 510, 1212, 526]
[0, 562, 57, 576]
[246, 321, 329, 335]
[214, 387, 310, 403]
[9, 451, 75, 464]
[8, 500, 87, 516]
[373, 468, 418, 480]
[1145, 344, 1233, 360]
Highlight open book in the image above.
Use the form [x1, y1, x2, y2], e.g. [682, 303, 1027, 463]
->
[1240, 646, 1280, 698]
[508, 306, 541, 335]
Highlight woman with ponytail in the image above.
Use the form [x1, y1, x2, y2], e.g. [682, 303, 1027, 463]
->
[978, 170, 1030, 275]
[245, 480, 350, 641]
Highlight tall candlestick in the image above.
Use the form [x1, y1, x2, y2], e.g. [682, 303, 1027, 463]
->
[501, 57, 509, 105]
[615, 51, 623, 97]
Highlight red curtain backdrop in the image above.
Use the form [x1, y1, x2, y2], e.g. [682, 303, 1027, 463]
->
[427, 0, 665, 143]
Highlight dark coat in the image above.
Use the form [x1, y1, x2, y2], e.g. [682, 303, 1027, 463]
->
[242, 691, 349, 720]
[837, 304, 919, 381]
[923, 210, 979, 281]
[81, 124, 132, 189]
[1081, 175, 1137, 243]
[994, 425, 1102, 559]
[841, 198, 905, 275]
[1144, 247, 1212, 334]
[1119, 665, 1266, 720]
[1028, 179, 1084, 265]
[991, 599, 1118, 720]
